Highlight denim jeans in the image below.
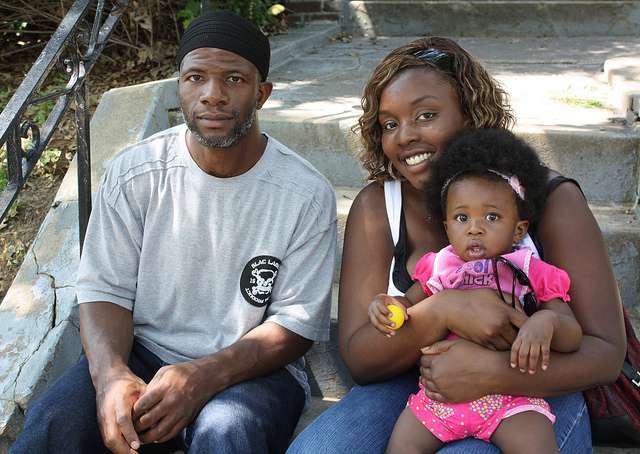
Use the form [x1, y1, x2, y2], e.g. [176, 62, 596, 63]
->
[9, 341, 305, 454]
[287, 366, 592, 454]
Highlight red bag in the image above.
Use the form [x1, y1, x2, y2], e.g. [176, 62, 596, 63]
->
[583, 306, 640, 447]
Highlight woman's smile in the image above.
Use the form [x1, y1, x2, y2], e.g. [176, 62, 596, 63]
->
[378, 68, 467, 189]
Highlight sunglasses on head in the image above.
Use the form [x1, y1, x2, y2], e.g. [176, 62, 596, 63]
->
[491, 257, 539, 316]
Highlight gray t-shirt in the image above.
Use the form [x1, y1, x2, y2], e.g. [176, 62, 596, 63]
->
[77, 124, 337, 405]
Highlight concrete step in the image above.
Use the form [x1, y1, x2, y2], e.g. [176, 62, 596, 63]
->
[262, 34, 640, 205]
[345, 1, 640, 38]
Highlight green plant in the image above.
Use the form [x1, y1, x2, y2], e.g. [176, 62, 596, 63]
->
[176, 0, 284, 30]
[0, 87, 11, 109]
[0, 138, 65, 225]
[0, 68, 79, 233]
[550, 84, 610, 109]
[2, 20, 28, 38]
[0, 71, 69, 190]
[0, 233, 25, 274]
[176, 1, 200, 28]
[29, 75, 68, 123]
[35, 147, 65, 175]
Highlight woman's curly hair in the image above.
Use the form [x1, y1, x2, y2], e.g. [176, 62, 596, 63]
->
[423, 129, 549, 224]
[356, 36, 515, 184]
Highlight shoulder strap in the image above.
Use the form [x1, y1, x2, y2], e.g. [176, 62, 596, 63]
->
[530, 176, 583, 261]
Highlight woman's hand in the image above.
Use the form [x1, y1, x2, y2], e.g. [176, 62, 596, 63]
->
[420, 338, 501, 403]
[338, 184, 450, 383]
[429, 288, 527, 351]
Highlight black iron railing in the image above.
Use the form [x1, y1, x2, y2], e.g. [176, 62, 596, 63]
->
[0, 0, 132, 251]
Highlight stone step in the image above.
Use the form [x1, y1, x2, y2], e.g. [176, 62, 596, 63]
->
[262, 34, 640, 205]
[345, 1, 640, 38]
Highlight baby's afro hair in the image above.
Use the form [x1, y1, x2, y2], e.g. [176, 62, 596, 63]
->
[423, 129, 549, 224]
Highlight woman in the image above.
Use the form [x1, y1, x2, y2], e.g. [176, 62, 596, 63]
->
[287, 36, 625, 453]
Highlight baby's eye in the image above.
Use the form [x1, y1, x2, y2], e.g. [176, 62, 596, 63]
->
[485, 213, 499, 222]
[454, 214, 468, 222]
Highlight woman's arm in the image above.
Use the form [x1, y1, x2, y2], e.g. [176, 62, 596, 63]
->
[338, 184, 450, 384]
[340, 183, 531, 384]
[534, 175, 625, 385]
[420, 176, 626, 402]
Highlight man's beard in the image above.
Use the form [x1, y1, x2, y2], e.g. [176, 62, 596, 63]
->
[182, 100, 258, 149]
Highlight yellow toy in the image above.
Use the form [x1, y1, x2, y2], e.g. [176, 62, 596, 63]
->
[384, 304, 405, 330]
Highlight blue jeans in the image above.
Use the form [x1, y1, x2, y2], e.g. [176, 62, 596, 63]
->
[287, 367, 592, 453]
[10, 341, 305, 454]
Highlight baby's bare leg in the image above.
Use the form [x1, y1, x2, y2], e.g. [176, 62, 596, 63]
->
[490, 411, 559, 454]
[386, 407, 445, 454]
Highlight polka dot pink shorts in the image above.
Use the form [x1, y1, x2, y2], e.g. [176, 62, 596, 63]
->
[408, 384, 555, 442]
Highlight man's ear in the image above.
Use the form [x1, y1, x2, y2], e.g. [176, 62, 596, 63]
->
[257, 81, 273, 109]
[513, 220, 529, 243]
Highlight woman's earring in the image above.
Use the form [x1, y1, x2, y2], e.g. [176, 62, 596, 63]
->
[388, 163, 405, 181]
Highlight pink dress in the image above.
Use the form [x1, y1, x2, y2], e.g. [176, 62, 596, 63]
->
[409, 245, 571, 442]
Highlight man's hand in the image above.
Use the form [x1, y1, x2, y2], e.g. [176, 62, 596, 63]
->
[95, 370, 147, 454]
[132, 361, 213, 444]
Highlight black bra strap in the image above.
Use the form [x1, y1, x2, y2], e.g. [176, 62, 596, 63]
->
[392, 207, 415, 293]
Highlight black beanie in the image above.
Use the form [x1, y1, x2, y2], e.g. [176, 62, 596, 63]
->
[177, 11, 270, 81]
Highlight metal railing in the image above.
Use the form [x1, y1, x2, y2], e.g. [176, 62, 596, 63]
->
[0, 0, 132, 251]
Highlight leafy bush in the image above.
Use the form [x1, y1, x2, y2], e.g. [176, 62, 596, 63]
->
[177, 0, 282, 29]
[1, 0, 287, 70]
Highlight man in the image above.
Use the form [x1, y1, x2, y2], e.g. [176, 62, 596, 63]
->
[9, 11, 337, 454]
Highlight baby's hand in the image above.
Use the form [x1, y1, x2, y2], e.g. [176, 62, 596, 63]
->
[368, 295, 408, 338]
[510, 311, 555, 374]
